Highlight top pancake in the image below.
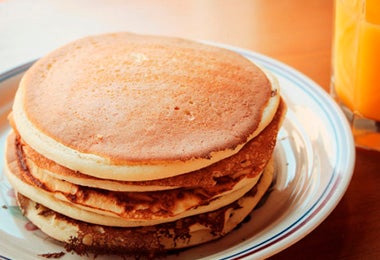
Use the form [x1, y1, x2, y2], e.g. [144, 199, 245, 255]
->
[12, 32, 280, 181]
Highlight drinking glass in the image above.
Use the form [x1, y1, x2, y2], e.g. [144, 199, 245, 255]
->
[331, 0, 380, 151]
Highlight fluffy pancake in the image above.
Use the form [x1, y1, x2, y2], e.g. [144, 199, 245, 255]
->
[4, 33, 286, 256]
[12, 32, 281, 181]
[6, 164, 260, 227]
[5, 100, 284, 226]
[5, 134, 262, 225]
[13, 99, 285, 192]
[15, 160, 274, 255]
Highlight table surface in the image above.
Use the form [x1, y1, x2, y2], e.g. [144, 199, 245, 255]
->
[1, 0, 379, 259]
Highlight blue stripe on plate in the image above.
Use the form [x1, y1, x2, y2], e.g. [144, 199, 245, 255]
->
[0, 61, 35, 83]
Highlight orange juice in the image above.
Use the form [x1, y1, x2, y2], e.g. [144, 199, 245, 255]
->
[332, 0, 380, 150]
[333, 0, 380, 121]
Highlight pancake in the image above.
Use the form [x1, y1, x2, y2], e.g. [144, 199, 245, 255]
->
[15, 160, 274, 256]
[4, 32, 286, 257]
[6, 164, 261, 227]
[5, 100, 284, 225]
[11, 32, 281, 181]
[14, 98, 285, 192]
[6, 133, 263, 225]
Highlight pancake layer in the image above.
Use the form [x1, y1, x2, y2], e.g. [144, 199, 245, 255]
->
[12, 32, 281, 181]
[5, 100, 284, 226]
[15, 162, 274, 255]
[14, 97, 284, 192]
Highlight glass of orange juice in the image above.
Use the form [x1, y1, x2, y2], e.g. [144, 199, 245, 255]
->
[331, 0, 380, 151]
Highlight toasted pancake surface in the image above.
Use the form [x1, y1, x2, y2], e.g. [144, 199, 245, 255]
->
[5, 100, 284, 225]
[14, 99, 285, 190]
[12, 32, 280, 180]
[14, 162, 273, 255]
[5, 128, 276, 226]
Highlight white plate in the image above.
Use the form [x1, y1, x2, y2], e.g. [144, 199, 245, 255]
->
[0, 46, 355, 260]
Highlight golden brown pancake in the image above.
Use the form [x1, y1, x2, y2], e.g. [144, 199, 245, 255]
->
[5, 100, 284, 226]
[13, 99, 285, 191]
[12, 32, 281, 181]
[14, 161, 274, 256]
[4, 32, 286, 257]
[5, 134, 262, 225]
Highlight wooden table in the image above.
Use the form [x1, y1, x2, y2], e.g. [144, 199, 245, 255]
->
[1, 0, 379, 259]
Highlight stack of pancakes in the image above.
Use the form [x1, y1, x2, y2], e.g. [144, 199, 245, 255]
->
[4, 33, 285, 256]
